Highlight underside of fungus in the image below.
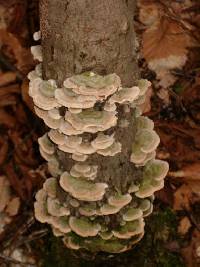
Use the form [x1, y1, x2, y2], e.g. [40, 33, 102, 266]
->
[29, 34, 169, 253]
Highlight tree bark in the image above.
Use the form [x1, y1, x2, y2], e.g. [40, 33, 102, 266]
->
[27, 0, 170, 261]
[37, 0, 152, 257]
[39, 0, 141, 198]
[40, 0, 139, 86]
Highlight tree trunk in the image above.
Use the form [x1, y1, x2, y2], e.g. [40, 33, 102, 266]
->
[30, 0, 168, 257]
[40, 0, 139, 86]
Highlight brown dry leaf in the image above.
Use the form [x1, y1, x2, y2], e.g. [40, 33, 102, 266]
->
[3, 160, 27, 201]
[170, 163, 200, 181]
[0, 72, 17, 87]
[157, 88, 170, 105]
[140, 87, 152, 114]
[187, 181, 200, 195]
[178, 216, 192, 235]
[0, 137, 8, 165]
[0, 109, 17, 128]
[181, 229, 200, 267]
[21, 78, 34, 112]
[0, 84, 20, 97]
[155, 181, 174, 206]
[5, 197, 20, 216]
[173, 184, 193, 211]
[183, 73, 200, 124]
[156, 121, 200, 163]
[0, 29, 34, 74]
[139, 0, 193, 87]
[170, 163, 200, 195]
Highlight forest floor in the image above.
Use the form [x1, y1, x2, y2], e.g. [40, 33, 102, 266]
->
[0, 1, 200, 266]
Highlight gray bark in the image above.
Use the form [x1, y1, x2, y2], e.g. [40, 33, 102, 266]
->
[39, 0, 140, 195]
[40, 0, 139, 87]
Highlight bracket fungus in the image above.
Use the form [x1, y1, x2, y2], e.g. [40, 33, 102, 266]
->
[70, 164, 98, 180]
[63, 72, 121, 98]
[135, 159, 169, 198]
[30, 45, 42, 62]
[69, 217, 101, 237]
[60, 172, 108, 202]
[130, 116, 160, 166]
[29, 41, 169, 253]
[108, 86, 140, 104]
[65, 110, 117, 134]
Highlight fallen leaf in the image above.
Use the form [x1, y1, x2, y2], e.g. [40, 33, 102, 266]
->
[178, 216, 192, 235]
[157, 88, 170, 105]
[181, 229, 200, 267]
[0, 137, 8, 165]
[0, 72, 16, 87]
[140, 86, 152, 114]
[169, 163, 200, 181]
[21, 78, 34, 112]
[0, 29, 34, 74]
[173, 184, 193, 211]
[0, 109, 16, 128]
[5, 197, 20, 216]
[139, 0, 194, 87]
[156, 121, 200, 163]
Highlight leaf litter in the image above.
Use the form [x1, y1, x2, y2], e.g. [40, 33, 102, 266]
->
[0, 0, 200, 266]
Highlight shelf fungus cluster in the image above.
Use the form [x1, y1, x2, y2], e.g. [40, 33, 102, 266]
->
[29, 36, 169, 253]
[0, 176, 20, 234]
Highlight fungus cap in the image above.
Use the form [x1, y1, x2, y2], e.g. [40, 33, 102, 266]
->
[112, 218, 144, 239]
[97, 142, 122, 156]
[33, 31, 41, 41]
[59, 119, 83, 135]
[55, 87, 97, 109]
[65, 110, 117, 133]
[47, 197, 70, 217]
[122, 208, 143, 221]
[35, 107, 61, 129]
[69, 217, 101, 237]
[136, 129, 160, 153]
[48, 158, 62, 177]
[72, 153, 88, 162]
[108, 193, 132, 208]
[38, 134, 55, 155]
[91, 133, 115, 150]
[137, 79, 151, 96]
[109, 86, 140, 104]
[100, 204, 120, 215]
[31, 45, 42, 62]
[52, 216, 71, 234]
[70, 164, 98, 180]
[43, 177, 58, 198]
[48, 129, 66, 145]
[144, 159, 169, 181]
[63, 72, 121, 98]
[60, 172, 108, 201]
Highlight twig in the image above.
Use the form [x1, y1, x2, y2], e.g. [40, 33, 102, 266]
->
[1, 215, 35, 252]
[0, 253, 35, 267]
[16, 228, 48, 247]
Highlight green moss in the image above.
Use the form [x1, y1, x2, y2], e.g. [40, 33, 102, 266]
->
[173, 84, 185, 95]
[36, 208, 185, 267]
